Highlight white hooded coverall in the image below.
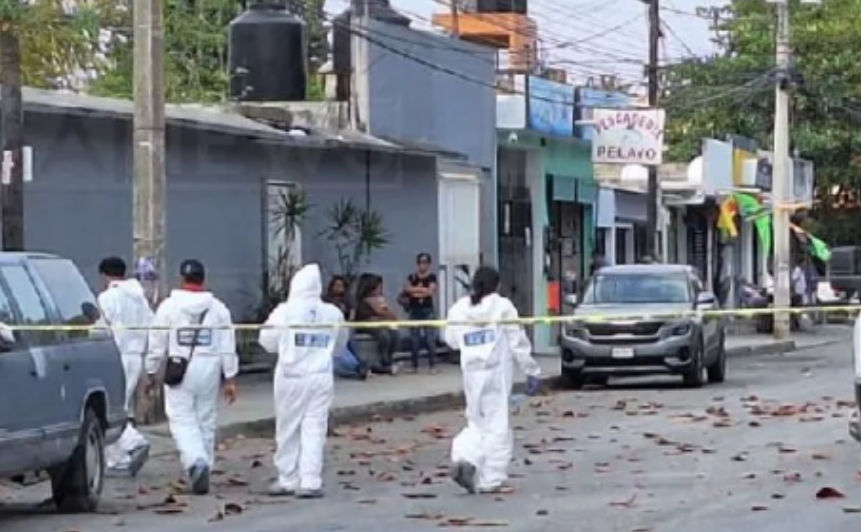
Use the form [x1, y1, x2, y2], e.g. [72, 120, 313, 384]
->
[444, 293, 541, 490]
[98, 278, 154, 468]
[145, 289, 238, 472]
[258, 264, 345, 492]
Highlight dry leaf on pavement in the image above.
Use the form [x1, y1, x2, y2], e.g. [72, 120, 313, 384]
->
[751, 505, 768, 512]
[402, 492, 437, 499]
[842, 506, 861, 513]
[815, 487, 845, 499]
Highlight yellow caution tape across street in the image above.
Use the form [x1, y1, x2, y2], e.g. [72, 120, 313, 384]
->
[4, 304, 860, 331]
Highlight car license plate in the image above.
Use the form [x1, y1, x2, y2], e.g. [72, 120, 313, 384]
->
[611, 347, 635, 358]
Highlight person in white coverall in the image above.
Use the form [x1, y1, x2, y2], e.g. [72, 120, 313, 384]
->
[98, 257, 154, 475]
[144, 259, 239, 495]
[444, 266, 542, 494]
[258, 263, 346, 499]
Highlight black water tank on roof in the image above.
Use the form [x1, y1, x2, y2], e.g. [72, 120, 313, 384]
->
[475, 0, 527, 14]
[228, 1, 307, 102]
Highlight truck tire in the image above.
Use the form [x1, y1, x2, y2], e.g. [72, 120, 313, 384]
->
[50, 408, 105, 513]
[682, 336, 706, 388]
[706, 331, 727, 384]
[560, 367, 584, 389]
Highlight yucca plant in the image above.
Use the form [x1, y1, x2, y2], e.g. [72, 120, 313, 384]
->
[319, 198, 390, 282]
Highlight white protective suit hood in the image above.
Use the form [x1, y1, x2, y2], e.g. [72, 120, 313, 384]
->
[287, 264, 324, 304]
[169, 288, 215, 317]
[100, 278, 153, 356]
[259, 264, 345, 378]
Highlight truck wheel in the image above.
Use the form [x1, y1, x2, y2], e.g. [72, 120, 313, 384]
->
[682, 337, 706, 388]
[706, 331, 727, 384]
[560, 367, 584, 389]
[51, 408, 105, 513]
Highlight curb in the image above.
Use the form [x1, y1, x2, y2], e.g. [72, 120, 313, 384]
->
[145, 336, 846, 456]
[145, 374, 563, 457]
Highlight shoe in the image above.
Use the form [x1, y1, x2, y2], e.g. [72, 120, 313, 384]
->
[390, 362, 402, 375]
[450, 461, 477, 494]
[189, 460, 211, 495]
[477, 484, 505, 494]
[267, 482, 296, 497]
[128, 444, 150, 478]
[296, 488, 324, 499]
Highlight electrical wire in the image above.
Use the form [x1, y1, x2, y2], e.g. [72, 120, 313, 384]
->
[337, 14, 774, 115]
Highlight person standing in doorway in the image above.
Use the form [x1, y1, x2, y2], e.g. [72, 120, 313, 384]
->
[144, 259, 239, 495]
[98, 257, 154, 477]
[404, 253, 438, 373]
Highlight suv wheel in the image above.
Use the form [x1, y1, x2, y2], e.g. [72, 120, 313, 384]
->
[706, 331, 727, 384]
[560, 367, 584, 389]
[50, 408, 105, 513]
[682, 336, 706, 388]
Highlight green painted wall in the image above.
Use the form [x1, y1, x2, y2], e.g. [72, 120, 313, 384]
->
[496, 131, 596, 353]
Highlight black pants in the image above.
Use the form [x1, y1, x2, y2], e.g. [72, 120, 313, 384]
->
[367, 328, 400, 374]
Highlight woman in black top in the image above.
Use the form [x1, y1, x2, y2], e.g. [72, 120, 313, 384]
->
[354, 274, 401, 374]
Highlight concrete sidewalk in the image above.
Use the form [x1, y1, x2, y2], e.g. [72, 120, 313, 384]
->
[142, 326, 849, 457]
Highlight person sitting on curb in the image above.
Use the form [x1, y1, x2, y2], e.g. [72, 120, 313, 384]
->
[353, 273, 402, 375]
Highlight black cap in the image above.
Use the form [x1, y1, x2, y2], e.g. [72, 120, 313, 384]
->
[180, 259, 206, 284]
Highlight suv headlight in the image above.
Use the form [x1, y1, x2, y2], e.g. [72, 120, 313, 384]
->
[668, 322, 692, 336]
[564, 322, 588, 340]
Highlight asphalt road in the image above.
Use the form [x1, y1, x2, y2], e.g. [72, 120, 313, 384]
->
[2, 341, 861, 532]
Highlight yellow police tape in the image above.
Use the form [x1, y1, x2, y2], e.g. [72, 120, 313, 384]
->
[3, 304, 859, 331]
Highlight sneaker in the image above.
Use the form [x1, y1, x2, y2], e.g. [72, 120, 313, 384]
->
[267, 482, 296, 497]
[128, 444, 150, 478]
[450, 461, 477, 494]
[477, 484, 505, 494]
[189, 460, 210, 495]
[296, 488, 324, 499]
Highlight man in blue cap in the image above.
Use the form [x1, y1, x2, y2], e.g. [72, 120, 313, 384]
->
[145, 259, 239, 495]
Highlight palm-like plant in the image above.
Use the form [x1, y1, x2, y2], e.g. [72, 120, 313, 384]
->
[319, 198, 389, 282]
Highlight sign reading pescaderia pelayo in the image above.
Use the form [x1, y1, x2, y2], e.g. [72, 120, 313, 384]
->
[591, 108, 666, 165]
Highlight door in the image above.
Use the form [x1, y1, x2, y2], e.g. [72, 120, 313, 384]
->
[0, 263, 67, 468]
[0, 279, 42, 476]
[0, 263, 72, 465]
[438, 171, 482, 313]
[27, 257, 123, 451]
[691, 273, 718, 353]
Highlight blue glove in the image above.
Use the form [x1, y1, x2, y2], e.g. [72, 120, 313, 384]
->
[526, 375, 541, 396]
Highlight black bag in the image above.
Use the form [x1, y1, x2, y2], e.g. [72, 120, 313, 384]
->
[163, 310, 209, 387]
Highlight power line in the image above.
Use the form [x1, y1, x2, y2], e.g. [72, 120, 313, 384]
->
[337, 14, 773, 114]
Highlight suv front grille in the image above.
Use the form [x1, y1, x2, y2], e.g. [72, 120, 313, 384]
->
[585, 321, 664, 336]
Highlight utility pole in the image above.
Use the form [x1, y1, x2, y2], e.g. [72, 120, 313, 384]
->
[450, 0, 460, 37]
[133, 0, 167, 424]
[645, 0, 660, 258]
[0, 10, 25, 251]
[771, 0, 792, 339]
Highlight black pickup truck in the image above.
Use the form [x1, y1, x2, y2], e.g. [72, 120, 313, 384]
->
[829, 246, 861, 300]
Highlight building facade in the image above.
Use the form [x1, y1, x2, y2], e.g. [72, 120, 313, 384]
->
[18, 89, 438, 317]
[496, 75, 597, 353]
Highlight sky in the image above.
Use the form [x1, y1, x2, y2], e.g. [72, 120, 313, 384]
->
[324, 0, 728, 89]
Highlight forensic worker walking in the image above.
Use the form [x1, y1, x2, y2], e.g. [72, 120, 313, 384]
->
[259, 263, 346, 499]
[98, 256, 154, 476]
[145, 259, 238, 495]
[444, 266, 542, 494]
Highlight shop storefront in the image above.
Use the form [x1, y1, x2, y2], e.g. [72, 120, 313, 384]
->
[497, 75, 597, 354]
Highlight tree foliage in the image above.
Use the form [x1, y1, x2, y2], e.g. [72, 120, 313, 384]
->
[663, 0, 861, 245]
[0, 0, 123, 89]
[92, 0, 327, 103]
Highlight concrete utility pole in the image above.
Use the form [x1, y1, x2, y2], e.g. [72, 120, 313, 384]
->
[133, 0, 167, 423]
[645, 0, 660, 258]
[0, 15, 25, 251]
[771, 0, 792, 339]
